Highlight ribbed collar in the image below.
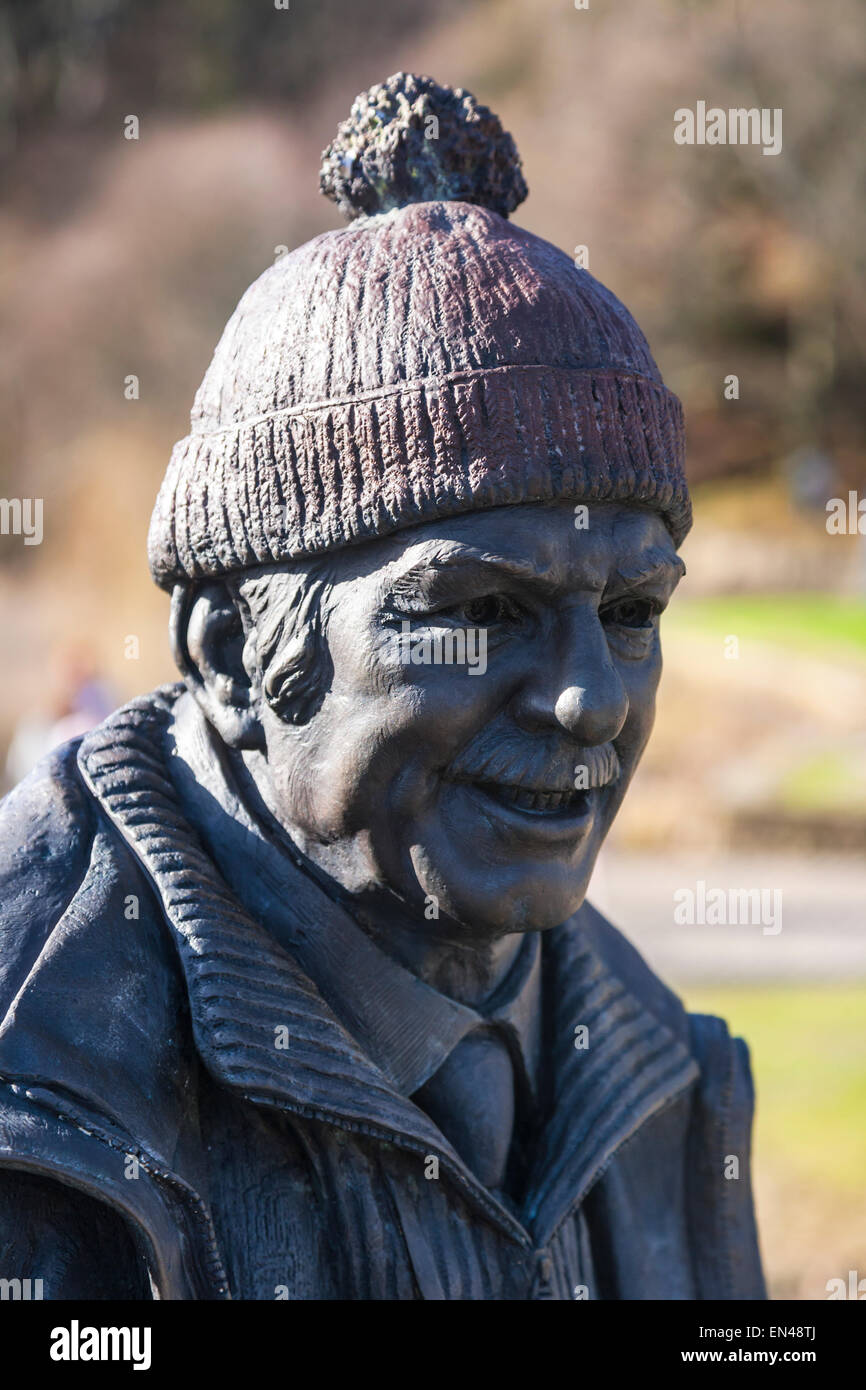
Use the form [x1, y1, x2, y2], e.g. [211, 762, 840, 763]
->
[77, 686, 699, 1249]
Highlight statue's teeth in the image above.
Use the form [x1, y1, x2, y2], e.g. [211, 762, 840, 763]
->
[472, 779, 594, 814]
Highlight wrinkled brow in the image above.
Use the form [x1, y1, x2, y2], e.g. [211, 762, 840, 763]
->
[613, 546, 686, 590]
[386, 546, 542, 600]
[388, 542, 686, 600]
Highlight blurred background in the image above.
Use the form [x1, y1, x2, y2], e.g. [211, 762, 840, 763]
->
[0, 0, 863, 1299]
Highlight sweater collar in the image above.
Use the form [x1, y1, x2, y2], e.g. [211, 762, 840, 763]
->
[78, 687, 699, 1248]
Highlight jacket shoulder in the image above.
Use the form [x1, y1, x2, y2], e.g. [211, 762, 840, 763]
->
[0, 735, 95, 881]
[685, 1013, 765, 1298]
[0, 738, 98, 1000]
[576, 900, 766, 1297]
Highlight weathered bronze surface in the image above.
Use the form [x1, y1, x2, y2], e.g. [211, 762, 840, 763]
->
[0, 74, 764, 1300]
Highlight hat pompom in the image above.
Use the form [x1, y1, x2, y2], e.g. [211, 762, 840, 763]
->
[320, 71, 528, 221]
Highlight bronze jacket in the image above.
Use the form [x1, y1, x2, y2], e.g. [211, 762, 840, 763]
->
[0, 687, 766, 1300]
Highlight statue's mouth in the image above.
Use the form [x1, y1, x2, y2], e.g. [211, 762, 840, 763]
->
[472, 779, 590, 817]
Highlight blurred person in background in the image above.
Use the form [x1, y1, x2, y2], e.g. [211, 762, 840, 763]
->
[4, 643, 115, 787]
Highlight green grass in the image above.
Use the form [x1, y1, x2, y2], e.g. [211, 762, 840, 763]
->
[684, 985, 866, 1195]
[666, 593, 866, 658]
[778, 753, 866, 813]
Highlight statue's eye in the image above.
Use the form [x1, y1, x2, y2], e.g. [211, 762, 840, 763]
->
[460, 594, 517, 626]
[602, 597, 656, 628]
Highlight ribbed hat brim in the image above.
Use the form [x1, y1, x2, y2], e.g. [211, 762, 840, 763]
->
[148, 362, 690, 589]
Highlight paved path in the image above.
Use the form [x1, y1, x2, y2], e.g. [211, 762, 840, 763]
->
[588, 850, 866, 986]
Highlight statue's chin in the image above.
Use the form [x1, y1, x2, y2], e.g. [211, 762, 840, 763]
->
[417, 875, 591, 939]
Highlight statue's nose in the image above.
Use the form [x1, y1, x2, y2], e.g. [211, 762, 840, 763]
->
[553, 685, 588, 732]
[511, 612, 629, 746]
[552, 681, 627, 745]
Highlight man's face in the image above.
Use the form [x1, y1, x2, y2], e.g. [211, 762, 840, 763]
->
[253, 500, 684, 939]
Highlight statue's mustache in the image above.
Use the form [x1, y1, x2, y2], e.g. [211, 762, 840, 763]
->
[447, 733, 621, 793]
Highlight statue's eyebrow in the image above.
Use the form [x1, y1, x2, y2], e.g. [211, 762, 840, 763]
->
[386, 543, 686, 604]
[386, 546, 545, 599]
[612, 548, 686, 590]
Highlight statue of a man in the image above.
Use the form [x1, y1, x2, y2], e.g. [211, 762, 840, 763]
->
[0, 74, 765, 1300]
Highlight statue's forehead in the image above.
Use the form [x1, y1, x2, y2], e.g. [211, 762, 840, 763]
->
[377, 502, 679, 588]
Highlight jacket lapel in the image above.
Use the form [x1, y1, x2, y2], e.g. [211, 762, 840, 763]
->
[523, 916, 699, 1246]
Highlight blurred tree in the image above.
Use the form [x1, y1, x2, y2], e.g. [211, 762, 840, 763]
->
[0, 0, 459, 155]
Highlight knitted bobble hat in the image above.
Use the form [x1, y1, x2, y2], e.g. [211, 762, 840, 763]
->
[148, 72, 690, 591]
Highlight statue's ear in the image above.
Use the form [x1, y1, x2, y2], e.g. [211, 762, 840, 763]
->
[169, 581, 264, 749]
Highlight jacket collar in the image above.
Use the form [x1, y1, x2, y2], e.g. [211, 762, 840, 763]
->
[78, 687, 699, 1249]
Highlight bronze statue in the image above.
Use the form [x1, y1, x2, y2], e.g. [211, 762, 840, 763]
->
[0, 73, 764, 1299]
